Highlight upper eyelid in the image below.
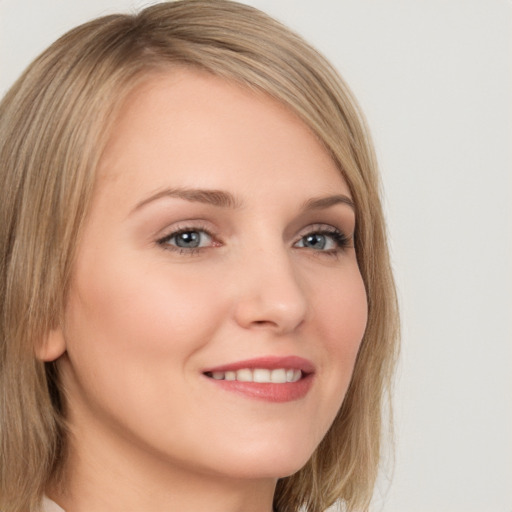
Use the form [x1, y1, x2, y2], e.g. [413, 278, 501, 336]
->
[295, 223, 349, 238]
[297, 227, 349, 242]
[156, 227, 217, 254]
[156, 220, 217, 239]
[156, 221, 349, 236]
[156, 233, 348, 256]
[297, 224, 354, 248]
[299, 223, 341, 232]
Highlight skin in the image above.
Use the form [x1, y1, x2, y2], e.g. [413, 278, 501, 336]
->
[43, 69, 368, 512]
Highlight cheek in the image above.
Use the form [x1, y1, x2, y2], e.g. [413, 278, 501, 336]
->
[61, 253, 231, 449]
[313, 267, 368, 392]
[68, 254, 221, 355]
[61, 251, 227, 414]
[317, 263, 367, 342]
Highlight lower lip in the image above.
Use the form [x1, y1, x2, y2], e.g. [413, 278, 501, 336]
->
[205, 374, 314, 403]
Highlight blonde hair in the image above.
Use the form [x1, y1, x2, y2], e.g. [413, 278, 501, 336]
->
[0, 1, 399, 511]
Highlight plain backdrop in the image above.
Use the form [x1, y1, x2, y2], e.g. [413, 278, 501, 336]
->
[1, 1, 511, 511]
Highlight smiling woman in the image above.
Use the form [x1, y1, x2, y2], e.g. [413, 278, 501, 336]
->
[0, 2, 399, 512]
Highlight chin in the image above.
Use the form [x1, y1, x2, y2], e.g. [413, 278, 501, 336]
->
[205, 439, 316, 481]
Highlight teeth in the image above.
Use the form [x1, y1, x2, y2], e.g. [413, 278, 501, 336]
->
[291, 369, 301, 383]
[270, 368, 287, 383]
[207, 368, 303, 383]
[287, 369, 302, 383]
[237, 369, 253, 382]
[253, 369, 271, 383]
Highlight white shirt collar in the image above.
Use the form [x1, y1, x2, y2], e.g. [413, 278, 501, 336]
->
[42, 496, 66, 512]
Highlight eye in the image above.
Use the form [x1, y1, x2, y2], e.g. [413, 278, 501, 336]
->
[294, 227, 350, 253]
[158, 228, 215, 252]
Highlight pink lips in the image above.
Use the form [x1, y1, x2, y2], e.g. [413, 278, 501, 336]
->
[203, 356, 315, 403]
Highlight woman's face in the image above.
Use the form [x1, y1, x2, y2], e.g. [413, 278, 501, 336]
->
[52, 70, 367, 481]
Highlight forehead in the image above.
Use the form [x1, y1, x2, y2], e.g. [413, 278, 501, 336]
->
[96, 68, 349, 201]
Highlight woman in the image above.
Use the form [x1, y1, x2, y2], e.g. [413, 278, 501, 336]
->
[0, 1, 399, 511]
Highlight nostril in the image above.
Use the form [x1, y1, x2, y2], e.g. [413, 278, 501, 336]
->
[252, 319, 278, 328]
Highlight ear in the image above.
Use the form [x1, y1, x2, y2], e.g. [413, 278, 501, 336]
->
[36, 327, 66, 362]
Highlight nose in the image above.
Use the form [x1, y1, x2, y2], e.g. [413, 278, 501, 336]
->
[232, 249, 308, 334]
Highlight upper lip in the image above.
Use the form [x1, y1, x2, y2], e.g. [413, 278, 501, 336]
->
[203, 355, 315, 375]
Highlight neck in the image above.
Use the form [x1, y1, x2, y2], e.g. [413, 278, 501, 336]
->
[48, 422, 277, 512]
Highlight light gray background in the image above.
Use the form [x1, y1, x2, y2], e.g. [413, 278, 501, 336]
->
[1, 1, 511, 511]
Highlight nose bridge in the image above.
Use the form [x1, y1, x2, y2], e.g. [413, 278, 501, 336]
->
[233, 241, 308, 333]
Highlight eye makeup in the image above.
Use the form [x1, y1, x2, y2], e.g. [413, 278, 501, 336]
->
[155, 220, 352, 259]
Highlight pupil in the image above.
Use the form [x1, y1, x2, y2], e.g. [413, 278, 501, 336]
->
[304, 234, 326, 249]
[176, 231, 200, 248]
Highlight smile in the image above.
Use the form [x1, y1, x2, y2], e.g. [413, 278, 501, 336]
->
[202, 356, 315, 402]
[205, 368, 302, 383]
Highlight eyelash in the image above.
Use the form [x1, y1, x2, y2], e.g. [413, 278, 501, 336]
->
[296, 227, 351, 255]
[156, 224, 351, 256]
[157, 225, 217, 255]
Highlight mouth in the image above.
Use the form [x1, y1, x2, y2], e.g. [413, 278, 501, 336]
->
[202, 356, 314, 402]
[204, 368, 303, 383]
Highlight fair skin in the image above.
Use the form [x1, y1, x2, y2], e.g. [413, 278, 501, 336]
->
[43, 69, 367, 512]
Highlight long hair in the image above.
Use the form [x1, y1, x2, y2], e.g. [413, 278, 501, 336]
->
[0, 2, 399, 511]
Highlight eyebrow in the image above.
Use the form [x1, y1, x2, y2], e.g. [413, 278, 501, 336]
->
[132, 187, 354, 213]
[133, 187, 243, 212]
[301, 194, 355, 211]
